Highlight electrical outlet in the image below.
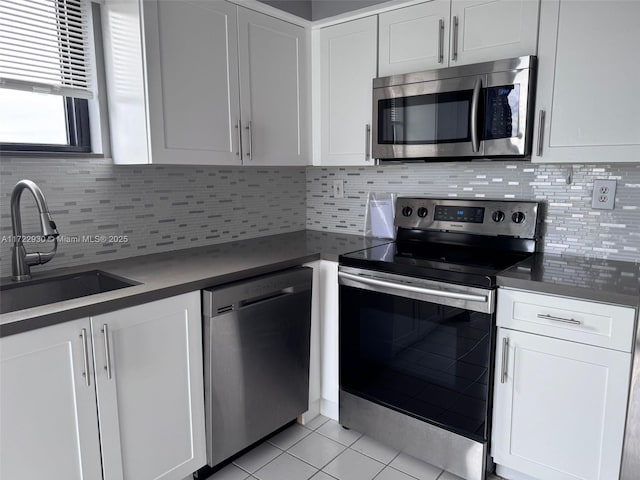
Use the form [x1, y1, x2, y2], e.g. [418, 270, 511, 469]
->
[592, 179, 616, 210]
[333, 180, 344, 199]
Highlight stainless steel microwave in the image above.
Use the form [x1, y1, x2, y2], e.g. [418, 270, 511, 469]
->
[372, 56, 536, 160]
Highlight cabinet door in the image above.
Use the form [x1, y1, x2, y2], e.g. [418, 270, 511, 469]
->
[143, 0, 242, 165]
[492, 328, 631, 480]
[93, 292, 206, 480]
[0, 319, 102, 480]
[449, 0, 539, 66]
[319, 17, 377, 166]
[237, 7, 308, 166]
[533, 0, 640, 163]
[379, 1, 451, 76]
[102, 0, 150, 164]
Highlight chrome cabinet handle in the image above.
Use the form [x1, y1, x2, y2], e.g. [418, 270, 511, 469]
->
[501, 337, 508, 383]
[438, 19, 444, 64]
[245, 121, 253, 160]
[452, 16, 459, 61]
[339, 271, 488, 303]
[101, 324, 113, 379]
[365, 124, 371, 161]
[537, 313, 581, 325]
[536, 110, 545, 157]
[235, 122, 242, 158]
[470, 76, 482, 153]
[80, 328, 91, 387]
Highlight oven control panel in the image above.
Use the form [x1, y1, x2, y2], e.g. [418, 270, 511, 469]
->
[395, 198, 539, 238]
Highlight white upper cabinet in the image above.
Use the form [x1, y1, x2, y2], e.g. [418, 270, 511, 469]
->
[378, 1, 451, 76]
[318, 16, 378, 166]
[377, 0, 539, 78]
[0, 319, 103, 480]
[237, 7, 308, 166]
[449, 0, 540, 66]
[102, 0, 308, 166]
[144, 0, 242, 165]
[533, 0, 640, 163]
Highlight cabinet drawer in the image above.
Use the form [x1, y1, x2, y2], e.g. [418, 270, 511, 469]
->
[497, 288, 636, 352]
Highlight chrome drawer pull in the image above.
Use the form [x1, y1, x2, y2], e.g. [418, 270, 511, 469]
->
[536, 110, 545, 156]
[102, 324, 113, 379]
[438, 19, 444, 64]
[537, 313, 581, 325]
[452, 16, 459, 61]
[500, 337, 508, 384]
[365, 123, 371, 161]
[80, 328, 90, 387]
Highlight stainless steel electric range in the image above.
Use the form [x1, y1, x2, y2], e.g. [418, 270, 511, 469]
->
[338, 197, 541, 480]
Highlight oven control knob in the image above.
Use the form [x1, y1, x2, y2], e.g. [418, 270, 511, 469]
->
[512, 211, 526, 224]
[402, 206, 413, 217]
[417, 207, 428, 218]
[492, 210, 505, 223]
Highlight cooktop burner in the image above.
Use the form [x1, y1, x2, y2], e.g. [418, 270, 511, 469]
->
[340, 197, 541, 288]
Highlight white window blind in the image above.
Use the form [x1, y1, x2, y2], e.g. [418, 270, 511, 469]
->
[0, 0, 94, 99]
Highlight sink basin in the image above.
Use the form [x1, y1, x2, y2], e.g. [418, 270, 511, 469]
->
[0, 270, 140, 314]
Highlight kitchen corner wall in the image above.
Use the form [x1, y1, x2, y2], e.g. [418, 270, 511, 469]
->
[0, 157, 306, 278]
[306, 162, 640, 263]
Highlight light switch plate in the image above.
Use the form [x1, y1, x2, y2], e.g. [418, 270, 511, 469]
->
[592, 179, 616, 210]
[333, 180, 344, 199]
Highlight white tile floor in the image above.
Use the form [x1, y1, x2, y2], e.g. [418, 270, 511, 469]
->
[205, 416, 503, 480]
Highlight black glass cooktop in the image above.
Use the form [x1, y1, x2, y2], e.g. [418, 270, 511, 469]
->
[339, 241, 532, 288]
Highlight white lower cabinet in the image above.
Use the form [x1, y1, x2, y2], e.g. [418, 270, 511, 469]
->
[0, 292, 206, 480]
[92, 292, 206, 480]
[0, 318, 103, 480]
[492, 289, 634, 480]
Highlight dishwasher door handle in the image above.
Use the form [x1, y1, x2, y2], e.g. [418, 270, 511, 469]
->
[238, 287, 297, 309]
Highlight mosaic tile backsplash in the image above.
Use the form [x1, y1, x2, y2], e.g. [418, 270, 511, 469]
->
[0, 158, 306, 278]
[306, 161, 640, 263]
[1, 158, 638, 279]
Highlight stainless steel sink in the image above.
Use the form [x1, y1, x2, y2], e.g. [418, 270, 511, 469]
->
[0, 270, 140, 314]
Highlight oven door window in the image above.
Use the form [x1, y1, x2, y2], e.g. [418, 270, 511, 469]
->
[340, 285, 493, 442]
[377, 90, 473, 145]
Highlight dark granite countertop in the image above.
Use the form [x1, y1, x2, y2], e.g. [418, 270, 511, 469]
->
[497, 253, 640, 308]
[0, 230, 391, 337]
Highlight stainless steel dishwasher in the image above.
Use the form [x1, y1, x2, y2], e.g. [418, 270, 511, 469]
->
[202, 267, 312, 467]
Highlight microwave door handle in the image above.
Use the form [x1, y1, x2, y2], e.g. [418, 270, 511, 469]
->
[470, 77, 482, 153]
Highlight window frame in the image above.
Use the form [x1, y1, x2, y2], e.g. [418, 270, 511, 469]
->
[0, 96, 92, 154]
[0, 0, 94, 154]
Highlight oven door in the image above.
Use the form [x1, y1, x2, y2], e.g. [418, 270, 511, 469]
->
[372, 75, 485, 159]
[338, 266, 495, 442]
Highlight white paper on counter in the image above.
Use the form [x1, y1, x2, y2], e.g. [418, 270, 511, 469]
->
[370, 198, 395, 239]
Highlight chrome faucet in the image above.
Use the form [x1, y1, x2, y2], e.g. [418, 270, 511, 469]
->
[10, 180, 60, 281]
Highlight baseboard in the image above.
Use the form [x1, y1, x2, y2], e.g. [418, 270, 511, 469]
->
[299, 399, 321, 425]
[320, 398, 339, 421]
[496, 464, 539, 480]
